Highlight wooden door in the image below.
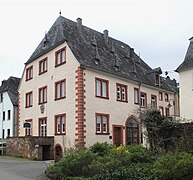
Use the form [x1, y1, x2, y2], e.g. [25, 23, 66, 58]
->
[113, 126, 123, 146]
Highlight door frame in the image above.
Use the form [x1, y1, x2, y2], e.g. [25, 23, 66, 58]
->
[112, 125, 123, 146]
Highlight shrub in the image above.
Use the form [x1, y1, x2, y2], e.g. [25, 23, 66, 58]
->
[153, 152, 193, 180]
[89, 142, 113, 156]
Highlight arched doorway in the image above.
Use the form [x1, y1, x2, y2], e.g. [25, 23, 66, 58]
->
[125, 116, 140, 145]
[55, 144, 63, 162]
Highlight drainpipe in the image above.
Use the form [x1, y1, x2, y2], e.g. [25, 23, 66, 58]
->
[80, 64, 85, 147]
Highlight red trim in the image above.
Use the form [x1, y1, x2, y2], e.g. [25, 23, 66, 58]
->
[54, 113, 66, 135]
[165, 107, 170, 116]
[55, 47, 66, 67]
[25, 91, 33, 108]
[38, 86, 47, 104]
[112, 125, 123, 145]
[39, 57, 48, 75]
[55, 79, 66, 100]
[25, 119, 32, 136]
[95, 113, 110, 135]
[38, 117, 47, 136]
[165, 93, 169, 102]
[116, 83, 128, 102]
[26, 65, 33, 81]
[140, 92, 147, 108]
[54, 143, 63, 158]
[95, 77, 109, 99]
[159, 106, 164, 115]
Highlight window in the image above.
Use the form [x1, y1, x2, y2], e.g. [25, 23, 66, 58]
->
[55, 79, 66, 100]
[140, 92, 147, 107]
[55, 114, 66, 135]
[7, 129, 10, 137]
[55, 47, 66, 66]
[39, 117, 47, 136]
[95, 78, 109, 99]
[165, 107, 170, 117]
[3, 111, 5, 121]
[2, 129, 4, 139]
[39, 86, 47, 104]
[134, 88, 139, 104]
[26, 66, 33, 81]
[159, 106, 164, 116]
[39, 57, 48, 75]
[25, 119, 32, 136]
[26, 91, 33, 108]
[159, 92, 163, 101]
[151, 95, 157, 109]
[96, 113, 109, 134]
[165, 93, 169, 102]
[116, 83, 128, 102]
[126, 119, 140, 145]
[0, 94, 3, 102]
[155, 74, 160, 86]
[7, 110, 11, 120]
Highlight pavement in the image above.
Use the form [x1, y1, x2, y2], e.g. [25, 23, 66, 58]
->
[0, 156, 52, 180]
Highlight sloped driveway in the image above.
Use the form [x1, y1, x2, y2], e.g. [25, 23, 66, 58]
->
[0, 156, 50, 180]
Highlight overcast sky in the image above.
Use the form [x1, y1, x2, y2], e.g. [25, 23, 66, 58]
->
[0, 0, 193, 82]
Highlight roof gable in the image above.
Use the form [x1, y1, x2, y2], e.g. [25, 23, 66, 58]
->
[26, 16, 175, 92]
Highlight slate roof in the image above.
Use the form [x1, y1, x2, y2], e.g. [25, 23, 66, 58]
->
[26, 15, 175, 92]
[176, 38, 193, 72]
[0, 76, 20, 106]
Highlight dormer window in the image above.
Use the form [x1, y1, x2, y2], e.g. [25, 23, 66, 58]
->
[155, 74, 160, 86]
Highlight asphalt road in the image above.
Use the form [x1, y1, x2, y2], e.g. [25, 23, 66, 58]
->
[0, 156, 50, 180]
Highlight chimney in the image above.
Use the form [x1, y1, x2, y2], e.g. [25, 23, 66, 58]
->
[76, 18, 82, 30]
[103, 30, 108, 44]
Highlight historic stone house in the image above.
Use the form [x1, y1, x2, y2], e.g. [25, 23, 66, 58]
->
[16, 15, 178, 160]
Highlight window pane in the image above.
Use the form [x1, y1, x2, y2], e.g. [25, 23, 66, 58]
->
[103, 116, 107, 133]
[134, 89, 139, 103]
[62, 116, 65, 133]
[61, 81, 65, 97]
[122, 86, 126, 101]
[117, 85, 121, 100]
[102, 81, 107, 97]
[96, 80, 101, 96]
[57, 83, 60, 98]
[57, 52, 60, 64]
[96, 115, 101, 133]
[61, 50, 65, 63]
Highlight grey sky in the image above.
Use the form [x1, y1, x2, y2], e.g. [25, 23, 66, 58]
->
[0, 0, 193, 81]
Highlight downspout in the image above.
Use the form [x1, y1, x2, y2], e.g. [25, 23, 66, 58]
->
[80, 64, 85, 147]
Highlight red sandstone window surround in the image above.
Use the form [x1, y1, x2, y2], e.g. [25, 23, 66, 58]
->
[96, 113, 110, 135]
[39, 57, 48, 75]
[55, 47, 66, 67]
[95, 78, 109, 99]
[39, 117, 47, 136]
[26, 91, 33, 108]
[134, 88, 139, 104]
[55, 114, 66, 135]
[39, 86, 47, 104]
[116, 83, 128, 102]
[151, 95, 157, 109]
[26, 66, 33, 81]
[159, 92, 163, 101]
[159, 106, 164, 116]
[165, 107, 170, 116]
[25, 119, 32, 136]
[55, 79, 66, 100]
[165, 93, 169, 102]
[140, 92, 147, 108]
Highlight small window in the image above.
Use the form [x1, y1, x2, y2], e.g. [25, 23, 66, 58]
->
[55, 47, 66, 67]
[2, 129, 5, 139]
[140, 92, 147, 108]
[39, 117, 47, 136]
[155, 74, 160, 86]
[159, 106, 164, 116]
[0, 94, 3, 102]
[39, 86, 47, 104]
[3, 111, 5, 121]
[26, 91, 33, 108]
[55, 114, 66, 135]
[7, 110, 11, 120]
[96, 113, 109, 134]
[116, 83, 128, 102]
[134, 88, 139, 104]
[26, 66, 33, 81]
[151, 95, 157, 109]
[39, 57, 48, 75]
[55, 79, 66, 100]
[165, 93, 169, 102]
[159, 92, 163, 101]
[95, 78, 109, 99]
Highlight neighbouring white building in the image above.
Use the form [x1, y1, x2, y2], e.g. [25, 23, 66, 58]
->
[176, 37, 193, 120]
[0, 76, 20, 139]
[14, 15, 178, 160]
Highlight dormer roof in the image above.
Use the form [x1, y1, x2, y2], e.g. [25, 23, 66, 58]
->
[25, 16, 175, 92]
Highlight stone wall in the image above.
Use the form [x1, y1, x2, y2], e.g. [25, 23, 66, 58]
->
[6, 136, 54, 160]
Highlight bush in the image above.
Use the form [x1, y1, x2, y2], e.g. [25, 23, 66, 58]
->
[89, 142, 113, 156]
[153, 152, 193, 180]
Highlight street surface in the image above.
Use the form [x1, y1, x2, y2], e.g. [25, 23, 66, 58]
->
[0, 156, 50, 180]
